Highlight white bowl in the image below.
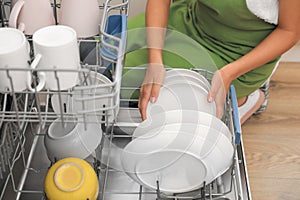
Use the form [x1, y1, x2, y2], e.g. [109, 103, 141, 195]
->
[51, 71, 115, 122]
[146, 82, 216, 117]
[44, 119, 102, 161]
[133, 110, 231, 139]
[121, 125, 234, 193]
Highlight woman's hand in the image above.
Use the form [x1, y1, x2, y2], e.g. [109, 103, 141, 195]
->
[138, 63, 166, 120]
[140, 0, 170, 120]
[207, 69, 232, 119]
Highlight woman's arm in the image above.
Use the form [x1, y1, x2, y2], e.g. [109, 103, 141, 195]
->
[146, 0, 171, 64]
[221, 0, 300, 81]
[139, 0, 171, 120]
[208, 0, 300, 118]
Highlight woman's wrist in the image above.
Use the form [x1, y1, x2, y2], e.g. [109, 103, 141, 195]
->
[219, 64, 236, 85]
[148, 48, 164, 65]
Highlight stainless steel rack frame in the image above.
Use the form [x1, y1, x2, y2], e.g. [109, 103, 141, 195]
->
[97, 76, 252, 200]
[1, 0, 129, 199]
[0, 0, 251, 199]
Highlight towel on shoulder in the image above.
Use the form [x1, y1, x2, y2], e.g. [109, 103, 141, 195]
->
[246, 0, 279, 24]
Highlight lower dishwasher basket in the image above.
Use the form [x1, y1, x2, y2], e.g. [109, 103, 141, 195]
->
[97, 84, 252, 200]
[0, 82, 252, 200]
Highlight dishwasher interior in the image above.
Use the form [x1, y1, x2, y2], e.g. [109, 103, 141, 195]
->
[0, 0, 252, 199]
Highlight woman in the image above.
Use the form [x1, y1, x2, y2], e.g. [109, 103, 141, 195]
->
[123, 0, 300, 123]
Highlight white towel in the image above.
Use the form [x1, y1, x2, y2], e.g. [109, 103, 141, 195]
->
[246, 0, 279, 25]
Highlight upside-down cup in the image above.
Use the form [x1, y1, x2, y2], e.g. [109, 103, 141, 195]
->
[44, 118, 102, 162]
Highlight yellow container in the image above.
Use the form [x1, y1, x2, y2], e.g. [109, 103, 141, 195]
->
[44, 157, 99, 200]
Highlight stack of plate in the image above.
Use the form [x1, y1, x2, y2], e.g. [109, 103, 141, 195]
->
[121, 69, 234, 194]
[146, 69, 216, 117]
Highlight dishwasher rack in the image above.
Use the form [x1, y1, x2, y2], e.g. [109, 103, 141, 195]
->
[0, 0, 129, 199]
[0, 0, 129, 125]
[0, 0, 251, 199]
[0, 74, 252, 200]
[98, 79, 252, 200]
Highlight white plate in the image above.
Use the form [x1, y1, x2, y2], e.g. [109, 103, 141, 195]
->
[164, 72, 210, 92]
[51, 92, 70, 114]
[71, 71, 112, 112]
[164, 75, 210, 93]
[121, 125, 234, 193]
[146, 82, 216, 117]
[132, 123, 232, 158]
[51, 71, 114, 121]
[133, 110, 231, 139]
[166, 69, 211, 89]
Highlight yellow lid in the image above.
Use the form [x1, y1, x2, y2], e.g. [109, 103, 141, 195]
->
[54, 162, 84, 192]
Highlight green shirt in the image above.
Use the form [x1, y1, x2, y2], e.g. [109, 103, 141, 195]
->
[124, 0, 279, 98]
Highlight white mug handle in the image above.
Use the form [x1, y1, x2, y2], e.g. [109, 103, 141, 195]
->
[9, 0, 25, 31]
[27, 54, 46, 92]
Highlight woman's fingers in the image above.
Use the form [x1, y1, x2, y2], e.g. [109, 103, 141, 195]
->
[208, 89, 224, 119]
[208, 70, 228, 119]
[138, 63, 165, 120]
[215, 96, 225, 119]
[149, 83, 161, 103]
[138, 84, 151, 120]
[207, 71, 220, 103]
[207, 88, 216, 103]
[138, 82, 162, 121]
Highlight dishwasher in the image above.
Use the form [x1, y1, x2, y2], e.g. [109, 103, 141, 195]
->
[0, 0, 252, 199]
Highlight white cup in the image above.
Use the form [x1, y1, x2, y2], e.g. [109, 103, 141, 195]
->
[0, 28, 45, 92]
[59, 0, 100, 38]
[32, 25, 81, 91]
[9, 0, 55, 35]
[44, 118, 102, 162]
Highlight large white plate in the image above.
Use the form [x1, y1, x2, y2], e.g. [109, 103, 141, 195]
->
[146, 82, 216, 117]
[133, 110, 231, 139]
[121, 124, 234, 193]
[132, 123, 232, 158]
[166, 69, 211, 89]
